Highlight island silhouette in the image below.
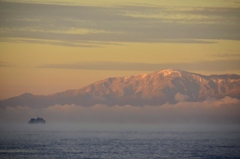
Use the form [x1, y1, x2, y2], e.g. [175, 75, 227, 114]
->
[28, 117, 46, 124]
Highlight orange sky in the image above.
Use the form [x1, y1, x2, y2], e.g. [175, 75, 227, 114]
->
[0, 0, 240, 99]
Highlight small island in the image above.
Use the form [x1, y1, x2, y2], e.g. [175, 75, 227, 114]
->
[28, 117, 46, 124]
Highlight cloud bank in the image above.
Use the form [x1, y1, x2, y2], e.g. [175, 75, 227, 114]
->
[1, 96, 240, 126]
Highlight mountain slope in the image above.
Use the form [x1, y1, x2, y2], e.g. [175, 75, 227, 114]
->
[1, 69, 240, 108]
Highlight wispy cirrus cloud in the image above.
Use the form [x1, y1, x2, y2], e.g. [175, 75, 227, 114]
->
[0, 61, 15, 67]
[0, 1, 240, 47]
[37, 59, 240, 72]
[212, 53, 240, 58]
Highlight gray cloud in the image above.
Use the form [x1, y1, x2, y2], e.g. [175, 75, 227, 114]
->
[1, 96, 240, 125]
[0, 38, 102, 47]
[37, 59, 240, 72]
[212, 53, 240, 58]
[0, 61, 15, 67]
[0, 1, 240, 46]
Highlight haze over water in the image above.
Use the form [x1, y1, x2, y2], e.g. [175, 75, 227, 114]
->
[1, 101, 240, 158]
[0, 122, 240, 159]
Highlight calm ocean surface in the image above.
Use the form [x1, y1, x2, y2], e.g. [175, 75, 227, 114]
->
[0, 124, 240, 159]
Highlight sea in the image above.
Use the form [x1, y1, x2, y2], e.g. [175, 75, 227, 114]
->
[0, 124, 240, 159]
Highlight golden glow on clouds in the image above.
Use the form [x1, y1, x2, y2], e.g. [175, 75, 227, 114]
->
[0, 28, 112, 35]
[0, 0, 240, 99]
[123, 8, 225, 24]
[3, 0, 240, 7]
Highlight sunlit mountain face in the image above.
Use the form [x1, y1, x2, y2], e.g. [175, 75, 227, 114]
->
[1, 69, 240, 108]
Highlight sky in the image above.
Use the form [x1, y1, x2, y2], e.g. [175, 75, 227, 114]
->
[0, 0, 240, 126]
[1, 0, 240, 99]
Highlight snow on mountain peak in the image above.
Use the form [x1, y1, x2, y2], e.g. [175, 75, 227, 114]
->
[156, 68, 185, 77]
[139, 73, 148, 79]
[1, 69, 240, 107]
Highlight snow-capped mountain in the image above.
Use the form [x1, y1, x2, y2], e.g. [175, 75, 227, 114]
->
[1, 69, 240, 108]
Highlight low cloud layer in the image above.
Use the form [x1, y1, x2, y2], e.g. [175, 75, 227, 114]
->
[1, 96, 240, 126]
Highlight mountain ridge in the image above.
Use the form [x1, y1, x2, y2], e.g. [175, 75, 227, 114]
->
[1, 69, 240, 108]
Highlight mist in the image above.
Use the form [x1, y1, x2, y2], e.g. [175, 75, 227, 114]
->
[1, 96, 240, 131]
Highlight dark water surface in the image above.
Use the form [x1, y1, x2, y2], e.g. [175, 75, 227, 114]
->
[0, 124, 240, 159]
